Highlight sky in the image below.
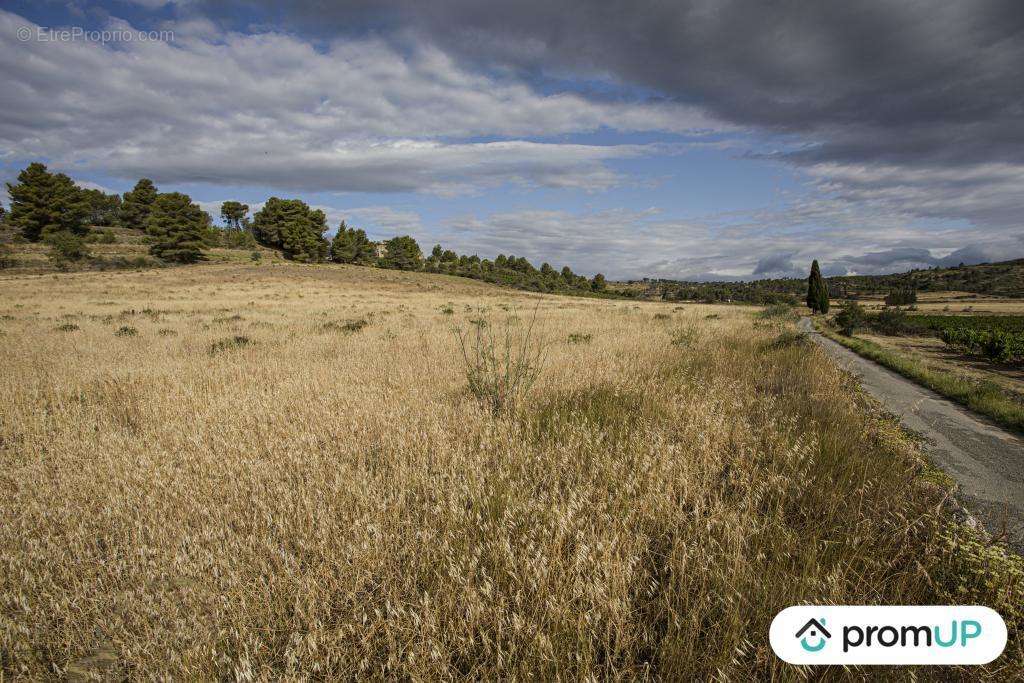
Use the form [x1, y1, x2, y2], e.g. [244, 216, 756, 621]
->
[1, 0, 1022, 280]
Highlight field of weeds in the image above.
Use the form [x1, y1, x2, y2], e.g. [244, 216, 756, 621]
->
[1, 263, 1020, 679]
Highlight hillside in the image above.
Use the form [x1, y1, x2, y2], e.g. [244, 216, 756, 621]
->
[630, 258, 1024, 303]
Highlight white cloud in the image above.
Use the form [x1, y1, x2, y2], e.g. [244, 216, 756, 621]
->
[0, 10, 721, 195]
[433, 198, 1024, 280]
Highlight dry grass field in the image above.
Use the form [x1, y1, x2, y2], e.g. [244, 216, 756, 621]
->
[852, 291, 1024, 315]
[1, 263, 1021, 679]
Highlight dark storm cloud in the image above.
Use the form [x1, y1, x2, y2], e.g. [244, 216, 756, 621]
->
[845, 248, 937, 268]
[221, 0, 1024, 168]
[752, 253, 796, 276]
[823, 244, 997, 277]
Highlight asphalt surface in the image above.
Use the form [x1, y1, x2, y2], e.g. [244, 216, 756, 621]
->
[799, 317, 1024, 553]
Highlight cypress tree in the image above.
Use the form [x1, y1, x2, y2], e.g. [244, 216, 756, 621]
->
[6, 163, 89, 241]
[147, 192, 207, 263]
[806, 260, 830, 313]
[120, 179, 159, 231]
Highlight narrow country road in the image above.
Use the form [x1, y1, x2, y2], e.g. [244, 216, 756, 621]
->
[799, 317, 1024, 553]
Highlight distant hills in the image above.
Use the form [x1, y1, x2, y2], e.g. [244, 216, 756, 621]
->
[626, 258, 1024, 304]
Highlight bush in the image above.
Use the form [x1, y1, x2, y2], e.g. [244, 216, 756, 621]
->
[220, 229, 258, 250]
[55, 323, 79, 332]
[834, 301, 866, 336]
[250, 251, 261, 262]
[45, 230, 91, 266]
[87, 229, 117, 244]
[872, 308, 910, 335]
[0, 242, 13, 269]
[455, 308, 544, 414]
[885, 288, 917, 306]
[567, 333, 592, 344]
[115, 326, 138, 337]
[758, 303, 793, 319]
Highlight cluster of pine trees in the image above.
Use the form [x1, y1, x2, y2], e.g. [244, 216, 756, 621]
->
[3, 164, 231, 264]
[1, 162, 610, 296]
[422, 247, 607, 294]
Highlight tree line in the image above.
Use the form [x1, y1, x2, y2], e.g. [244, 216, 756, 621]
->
[2, 163, 610, 295]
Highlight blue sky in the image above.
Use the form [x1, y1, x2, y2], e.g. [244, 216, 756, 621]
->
[2, 1, 1022, 279]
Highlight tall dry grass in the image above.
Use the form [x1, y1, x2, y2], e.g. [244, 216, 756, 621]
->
[0, 263, 1020, 680]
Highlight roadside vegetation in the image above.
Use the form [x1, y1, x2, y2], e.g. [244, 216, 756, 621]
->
[815, 321, 1024, 433]
[0, 265, 1020, 679]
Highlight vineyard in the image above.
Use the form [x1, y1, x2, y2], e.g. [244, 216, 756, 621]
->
[903, 314, 1024, 334]
[941, 327, 1024, 365]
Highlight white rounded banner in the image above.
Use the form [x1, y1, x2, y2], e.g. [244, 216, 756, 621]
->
[770, 605, 1006, 665]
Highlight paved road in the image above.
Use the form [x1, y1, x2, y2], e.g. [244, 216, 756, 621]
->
[799, 318, 1024, 553]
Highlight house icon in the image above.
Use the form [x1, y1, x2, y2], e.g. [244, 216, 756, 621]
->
[795, 618, 831, 652]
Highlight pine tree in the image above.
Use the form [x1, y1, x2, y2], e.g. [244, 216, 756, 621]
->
[120, 179, 158, 231]
[6, 163, 89, 241]
[380, 235, 422, 271]
[220, 201, 250, 230]
[147, 192, 207, 263]
[81, 189, 122, 227]
[806, 260, 830, 313]
[252, 197, 328, 262]
[330, 221, 376, 264]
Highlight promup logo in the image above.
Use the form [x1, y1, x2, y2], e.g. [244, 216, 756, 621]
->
[795, 618, 830, 652]
[770, 606, 1006, 665]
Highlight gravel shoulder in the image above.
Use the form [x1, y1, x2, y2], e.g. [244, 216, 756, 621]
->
[799, 317, 1024, 552]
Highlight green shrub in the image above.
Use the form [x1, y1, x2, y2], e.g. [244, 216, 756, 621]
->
[46, 230, 91, 266]
[55, 323, 79, 332]
[567, 333, 592, 344]
[758, 303, 793, 319]
[115, 326, 138, 337]
[87, 229, 117, 244]
[250, 251, 262, 262]
[455, 308, 544, 415]
[872, 308, 911, 335]
[834, 301, 866, 336]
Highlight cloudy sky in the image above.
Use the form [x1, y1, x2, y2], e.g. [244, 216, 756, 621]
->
[2, 1, 1022, 279]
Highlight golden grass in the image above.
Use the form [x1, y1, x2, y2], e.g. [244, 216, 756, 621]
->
[1, 263, 1020, 679]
